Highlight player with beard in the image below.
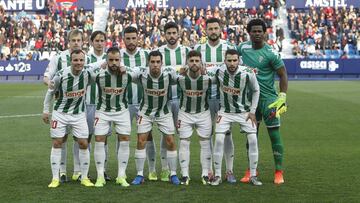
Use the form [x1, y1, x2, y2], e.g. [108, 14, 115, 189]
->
[194, 17, 237, 183]
[129, 51, 181, 185]
[153, 22, 191, 182]
[92, 47, 133, 187]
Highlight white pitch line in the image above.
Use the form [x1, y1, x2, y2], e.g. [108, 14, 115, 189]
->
[0, 114, 42, 119]
[0, 96, 42, 98]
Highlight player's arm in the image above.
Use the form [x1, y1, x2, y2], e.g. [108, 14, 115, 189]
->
[246, 70, 260, 127]
[42, 76, 60, 124]
[43, 55, 58, 86]
[268, 50, 288, 117]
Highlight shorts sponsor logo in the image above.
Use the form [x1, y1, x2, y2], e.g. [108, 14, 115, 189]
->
[145, 88, 166, 96]
[65, 89, 85, 98]
[103, 87, 124, 95]
[223, 86, 240, 95]
[185, 90, 203, 97]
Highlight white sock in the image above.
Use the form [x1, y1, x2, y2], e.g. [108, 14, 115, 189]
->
[247, 133, 259, 177]
[59, 142, 67, 174]
[160, 135, 169, 171]
[146, 140, 156, 173]
[50, 147, 62, 180]
[104, 143, 109, 172]
[179, 140, 190, 177]
[224, 131, 234, 173]
[117, 141, 130, 178]
[94, 142, 105, 179]
[73, 141, 80, 174]
[135, 149, 146, 176]
[200, 139, 211, 177]
[79, 148, 90, 180]
[167, 150, 178, 176]
[213, 133, 225, 177]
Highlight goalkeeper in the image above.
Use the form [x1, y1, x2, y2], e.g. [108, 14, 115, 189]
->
[237, 19, 288, 185]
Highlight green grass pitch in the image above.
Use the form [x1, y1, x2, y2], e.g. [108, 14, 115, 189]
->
[0, 81, 359, 202]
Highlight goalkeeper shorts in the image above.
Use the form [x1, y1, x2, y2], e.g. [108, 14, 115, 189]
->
[256, 98, 281, 128]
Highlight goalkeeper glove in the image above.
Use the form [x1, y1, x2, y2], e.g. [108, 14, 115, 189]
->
[268, 92, 287, 118]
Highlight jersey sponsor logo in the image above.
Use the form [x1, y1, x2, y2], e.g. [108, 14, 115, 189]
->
[65, 89, 85, 98]
[204, 63, 223, 69]
[145, 88, 166, 96]
[185, 90, 203, 97]
[223, 86, 241, 95]
[103, 87, 124, 95]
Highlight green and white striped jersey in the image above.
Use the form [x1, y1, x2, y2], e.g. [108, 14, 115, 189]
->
[44, 50, 90, 79]
[194, 39, 236, 99]
[129, 67, 176, 117]
[47, 66, 95, 114]
[86, 51, 107, 105]
[178, 73, 211, 114]
[157, 44, 191, 99]
[120, 48, 149, 105]
[94, 68, 132, 112]
[211, 64, 260, 114]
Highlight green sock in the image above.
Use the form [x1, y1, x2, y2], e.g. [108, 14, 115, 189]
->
[268, 128, 284, 171]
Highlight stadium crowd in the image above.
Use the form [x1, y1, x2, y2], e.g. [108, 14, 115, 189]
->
[0, 0, 281, 61]
[288, 5, 360, 58]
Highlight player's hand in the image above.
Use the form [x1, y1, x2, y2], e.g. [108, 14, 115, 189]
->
[268, 92, 287, 118]
[200, 63, 207, 75]
[118, 66, 126, 75]
[48, 80, 55, 90]
[42, 113, 50, 124]
[100, 62, 107, 69]
[178, 65, 187, 76]
[246, 113, 257, 127]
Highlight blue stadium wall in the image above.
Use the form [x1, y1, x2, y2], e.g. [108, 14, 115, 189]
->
[1, 59, 359, 81]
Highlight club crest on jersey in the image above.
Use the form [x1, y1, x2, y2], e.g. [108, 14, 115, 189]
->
[65, 89, 85, 98]
[145, 89, 166, 96]
[103, 87, 124, 95]
[258, 56, 264, 63]
[185, 90, 203, 97]
[223, 86, 240, 95]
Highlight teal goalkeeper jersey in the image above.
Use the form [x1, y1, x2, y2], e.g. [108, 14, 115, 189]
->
[237, 41, 285, 99]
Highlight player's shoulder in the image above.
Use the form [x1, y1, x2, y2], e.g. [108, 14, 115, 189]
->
[239, 65, 256, 75]
[238, 41, 252, 50]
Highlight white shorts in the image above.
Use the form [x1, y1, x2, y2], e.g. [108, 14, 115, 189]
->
[94, 110, 131, 136]
[215, 112, 257, 134]
[177, 110, 212, 139]
[137, 113, 175, 135]
[50, 111, 89, 139]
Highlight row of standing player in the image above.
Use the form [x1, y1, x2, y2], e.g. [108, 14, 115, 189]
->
[42, 17, 288, 188]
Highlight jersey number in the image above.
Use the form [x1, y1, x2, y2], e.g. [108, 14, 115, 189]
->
[51, 120, 58, 129]
[177, 120, 181, 128]
[94, 117, 99, 126]
[216, 116, 222, 123]
[137, 116, 143, 125]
